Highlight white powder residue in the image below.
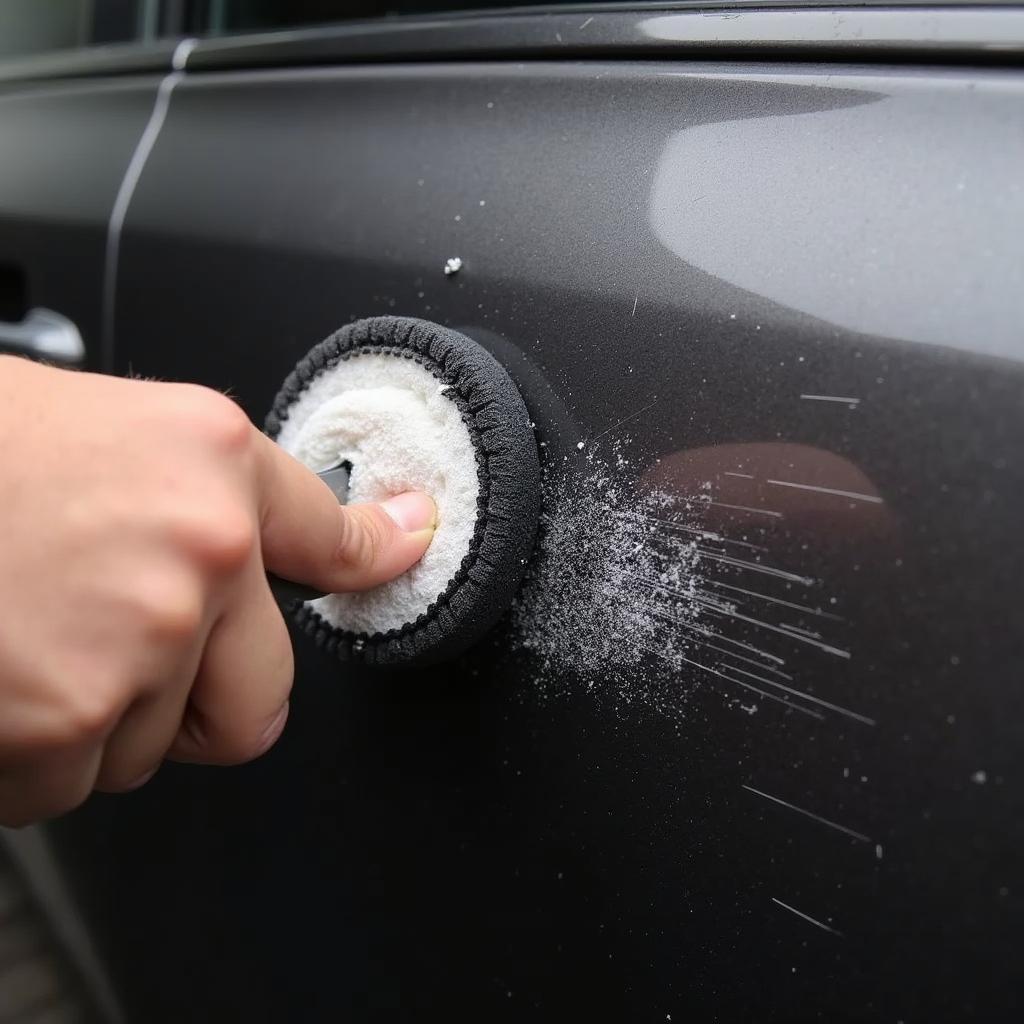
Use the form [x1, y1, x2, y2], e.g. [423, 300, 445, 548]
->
[276, 354, 479, 634]
[511, 447, 705, 711]
[510, 444, 865, 727]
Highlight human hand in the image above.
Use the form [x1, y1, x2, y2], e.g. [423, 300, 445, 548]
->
[0, 356, 435, 826]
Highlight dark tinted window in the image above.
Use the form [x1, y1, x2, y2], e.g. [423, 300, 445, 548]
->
[207, 1, 607, 34]
[1, 0, 639, 59]
[9, 0, 961, 59]
[0, 0, 146, 59]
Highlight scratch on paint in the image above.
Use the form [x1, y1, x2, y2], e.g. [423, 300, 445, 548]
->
[591, 399, 658, 443]
[579, 15, 594, 29]
[771, 898, 844, 937]
[697, 535, 768, 554]
[708, 671, 823, 719]
[743, 785, 872, 841]
[709, 501, 783, 519]
[637, 643, 823, 720]
[638, 611, 865, 723]
[620, 513, 727, 543]
[514, 436, 872, 737]
[734, 665, 871, 722]
[662, 615, 788, 668]
[703, 579, 845, 622]
[629, 514, 765, 552]
[779, 622, 823, 640]
[673, 632, 793, 679]
[800, 394, 861, 406]
[691, 550, 817, 587]
[705, 603, 852, 659]
[766, 479, 884, 505]
[728, 667, 875, 725]
[646, 607, 787, 666]
[631, 293, 639, 317]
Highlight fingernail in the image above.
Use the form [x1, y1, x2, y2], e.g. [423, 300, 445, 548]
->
[381, 491, 437, 533]
[256, 701, 290, 756]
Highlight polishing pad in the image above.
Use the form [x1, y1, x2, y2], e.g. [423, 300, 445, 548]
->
[266, 317, 541, 666]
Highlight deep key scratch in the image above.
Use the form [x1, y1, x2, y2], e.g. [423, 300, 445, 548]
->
[767, 479, 883, 505]
[771, 898, 844, 937]
[706, 604, 852, 659]
[591, 399, 658, 443]
[800, 394, 861, 406]
[743, 784, 872, 841]
[703, 578, 845, 622]
[726, 667, 875, 725]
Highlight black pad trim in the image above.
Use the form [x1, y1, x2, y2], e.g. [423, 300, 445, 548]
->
[266, 317, 541, 667]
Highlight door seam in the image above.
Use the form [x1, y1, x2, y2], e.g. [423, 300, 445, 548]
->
[101, 37, 195, 373]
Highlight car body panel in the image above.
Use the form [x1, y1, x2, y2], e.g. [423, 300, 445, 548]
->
[0, 8, 1021, 1021]
[37, 56, 1024, 1021]
[0, 76, 160, 368]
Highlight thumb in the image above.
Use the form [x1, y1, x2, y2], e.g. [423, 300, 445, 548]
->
[255, 432, 436, 592]
[323, 494, 438, 592]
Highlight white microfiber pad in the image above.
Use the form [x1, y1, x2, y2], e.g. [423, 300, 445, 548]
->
[275, 354, 479, 635]
[268, 317, 541, 666]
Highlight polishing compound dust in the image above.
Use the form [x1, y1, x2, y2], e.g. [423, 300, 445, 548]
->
[509, 445, 708, 714]
[507, 443, 857, 726]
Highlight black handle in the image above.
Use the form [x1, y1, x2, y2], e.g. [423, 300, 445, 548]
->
[267, 462, 350, 607]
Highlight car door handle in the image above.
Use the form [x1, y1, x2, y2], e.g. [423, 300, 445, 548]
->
[0, 307, 85, 365]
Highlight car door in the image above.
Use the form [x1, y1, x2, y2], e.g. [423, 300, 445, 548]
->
[7, 4, 1024, 1022]
[0, 66, 166, 371]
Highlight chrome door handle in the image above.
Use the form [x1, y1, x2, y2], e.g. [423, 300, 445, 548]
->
[0, 308, 85, 364]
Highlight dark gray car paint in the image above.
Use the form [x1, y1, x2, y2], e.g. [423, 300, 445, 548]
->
[22, 52, 1019, 1021]
[0, 77, 160, 370]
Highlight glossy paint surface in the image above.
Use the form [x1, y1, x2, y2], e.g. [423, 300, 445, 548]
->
[36, 57, 1024, 1021]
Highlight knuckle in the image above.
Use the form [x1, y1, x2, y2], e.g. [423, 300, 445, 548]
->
[144, 580, 205, 641]
[169, 497, 257, 574]
[4, 667, 121, 763]
[198, 508, 257, 572]
[24, 684, 118, 753]
[180, 385, 252, 453]
[123, 569, 205, 642]
[61, 686, 118, 745]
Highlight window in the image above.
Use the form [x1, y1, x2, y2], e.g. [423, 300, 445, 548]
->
[1, 0, 640, 60]
[203, 1, 596, 35]
[0, 0, 153, 59]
